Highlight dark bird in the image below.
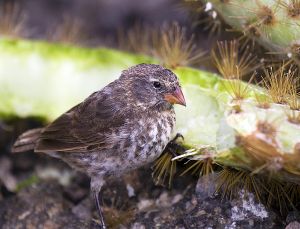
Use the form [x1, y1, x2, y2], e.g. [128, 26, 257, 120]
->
[12, 63, 186, 228]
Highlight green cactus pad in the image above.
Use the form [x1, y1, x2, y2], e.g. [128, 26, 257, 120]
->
[1, 38, 300, 186]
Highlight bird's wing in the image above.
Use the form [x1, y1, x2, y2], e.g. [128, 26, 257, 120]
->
[35, 91, 129, 153]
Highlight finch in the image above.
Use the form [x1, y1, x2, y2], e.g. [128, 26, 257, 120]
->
[12, 63, 186, 228]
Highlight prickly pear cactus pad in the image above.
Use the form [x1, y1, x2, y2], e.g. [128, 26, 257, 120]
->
[199, 0, 300, 64]
[0, 39, 155, 120]
[1, 38, 300, 211]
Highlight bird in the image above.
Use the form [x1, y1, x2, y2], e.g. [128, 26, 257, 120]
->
[11, 63, 186, 228]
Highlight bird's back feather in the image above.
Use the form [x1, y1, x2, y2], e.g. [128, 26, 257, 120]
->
[35, 83, 132, 153]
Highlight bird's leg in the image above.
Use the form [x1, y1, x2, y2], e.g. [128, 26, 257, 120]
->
[91, 178, 106, 229]
[164, 133, 185, 157]
[94, 191, 106, 229]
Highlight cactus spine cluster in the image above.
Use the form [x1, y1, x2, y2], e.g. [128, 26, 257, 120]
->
[200, 0, 300, 65]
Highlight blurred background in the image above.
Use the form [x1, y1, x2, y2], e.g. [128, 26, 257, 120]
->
[1, 0, 191, 44]
[0, 0, 227, 65]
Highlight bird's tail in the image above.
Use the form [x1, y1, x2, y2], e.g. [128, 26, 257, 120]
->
[11, 128, 43, 153]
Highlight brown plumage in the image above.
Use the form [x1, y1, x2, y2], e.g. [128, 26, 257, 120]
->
[12, 63, 185, 228]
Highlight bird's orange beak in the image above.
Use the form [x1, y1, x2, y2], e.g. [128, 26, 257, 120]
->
[164, 86, 186, 106]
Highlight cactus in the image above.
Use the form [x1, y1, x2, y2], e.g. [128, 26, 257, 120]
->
[197, 0, 300, 65]
[1, 38, 300, 213]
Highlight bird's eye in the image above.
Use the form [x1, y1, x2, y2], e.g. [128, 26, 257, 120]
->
[153, 81, 161, 89]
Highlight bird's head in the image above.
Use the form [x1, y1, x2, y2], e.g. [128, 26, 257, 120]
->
[120, 64, 186, 109]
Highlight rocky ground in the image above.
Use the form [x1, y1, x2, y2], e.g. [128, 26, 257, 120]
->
[0, 120, 298, 228]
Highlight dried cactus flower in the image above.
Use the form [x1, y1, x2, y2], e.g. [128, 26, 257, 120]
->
[152, 152, 177, 188]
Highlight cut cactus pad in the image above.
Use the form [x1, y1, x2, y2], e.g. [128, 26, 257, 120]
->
[1, 38, 300, 191]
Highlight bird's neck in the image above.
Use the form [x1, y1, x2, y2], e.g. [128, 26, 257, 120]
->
[132, 100, 173, 113]
[153, 101, 173, 112]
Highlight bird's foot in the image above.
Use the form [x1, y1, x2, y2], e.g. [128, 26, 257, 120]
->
[92, 218, 106, 229]
[164, 133, 185, 157]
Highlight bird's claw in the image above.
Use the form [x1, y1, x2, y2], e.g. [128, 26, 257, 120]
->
[171, 133, 184, 143]
[164, 133, 185, 157]
[92, 219, 106, 229]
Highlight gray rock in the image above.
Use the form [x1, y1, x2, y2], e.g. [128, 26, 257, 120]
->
[287, 211, 300, 224]
[194, 175, 284, 229]
[0, 167, 287, 229]
[0, 182, 92, 229]
[196, 173, 218, 201]
[286, 221, 300, 229]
